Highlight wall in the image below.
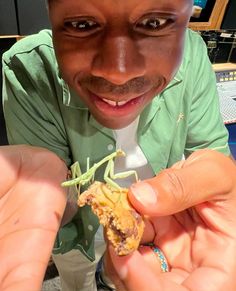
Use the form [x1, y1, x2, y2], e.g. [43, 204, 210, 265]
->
[16, 0, 50, 35]
[0, 0, 50, 145]
[221, 0, 236, 29]
[0, 38, 17, 145]
[0, 0, 18, 35]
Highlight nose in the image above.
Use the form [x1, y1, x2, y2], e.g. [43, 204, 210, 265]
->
[91, 36, 146, 85]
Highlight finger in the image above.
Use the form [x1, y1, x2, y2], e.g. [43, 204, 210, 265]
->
[140, 218, 155, 245]
[103, 249, 127, 291]
[138, 245, 164, 275]
[109, 246, 186, 291]
[0, 147, 68, 291]
[128, 149, 236, 217]
[137, 246, 189, 285]
[0, 145, 22, 197]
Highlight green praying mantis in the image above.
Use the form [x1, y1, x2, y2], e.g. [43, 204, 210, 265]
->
[61, 149, 138, 191]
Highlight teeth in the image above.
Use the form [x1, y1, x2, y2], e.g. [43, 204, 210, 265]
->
[102, 98, 117, 106]
[117, 100, 127, 106]
[102, 98, 128, 107]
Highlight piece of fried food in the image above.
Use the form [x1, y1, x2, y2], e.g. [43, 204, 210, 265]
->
[78, 181, 144, 256]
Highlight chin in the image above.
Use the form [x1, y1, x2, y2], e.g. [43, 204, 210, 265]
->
[95, 115, 136, 130]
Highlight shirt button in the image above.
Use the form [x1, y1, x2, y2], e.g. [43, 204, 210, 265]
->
[107, 144, 114, 151]
[88, 225, 94, 232]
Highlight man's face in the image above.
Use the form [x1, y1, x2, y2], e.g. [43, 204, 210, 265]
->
[49, 0, 192, 129]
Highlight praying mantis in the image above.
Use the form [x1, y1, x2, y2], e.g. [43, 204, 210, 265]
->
[61, 149, 138, 191]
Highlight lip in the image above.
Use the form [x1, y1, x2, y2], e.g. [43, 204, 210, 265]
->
[88, 91, 146, 117]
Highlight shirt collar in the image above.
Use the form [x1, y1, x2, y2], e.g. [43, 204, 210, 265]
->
[138, 64, 184, 132]
[62, 82, 88, 109]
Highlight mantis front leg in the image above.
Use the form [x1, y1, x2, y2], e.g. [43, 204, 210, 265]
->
[104, 159, 138, 190]
[71, 161, 82, 179]
[70, 161, 82, 193]
[61, 149, 139, 194]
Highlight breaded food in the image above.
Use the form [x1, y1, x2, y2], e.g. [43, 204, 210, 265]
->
[78, 181, 144, 256]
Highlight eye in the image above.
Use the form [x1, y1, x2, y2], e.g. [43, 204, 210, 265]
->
[64, 19, 100, 36]
[139, 18, 167, 29]
[135, 16, 171, 34]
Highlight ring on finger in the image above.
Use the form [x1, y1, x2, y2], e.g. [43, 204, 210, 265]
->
[142, 243, 169, 273]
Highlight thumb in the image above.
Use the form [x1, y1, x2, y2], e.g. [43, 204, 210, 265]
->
[128, 150, 236, 216]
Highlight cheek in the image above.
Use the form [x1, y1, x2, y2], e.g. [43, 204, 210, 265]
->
[53, 36, 95, 82]
[141, 35, 184, 79]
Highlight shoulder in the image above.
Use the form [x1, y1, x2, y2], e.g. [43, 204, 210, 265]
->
[182, 29, 208, 67]
[2, 29, 64, 108]
[174, 29, 211, 84]
[3, 29, 56, 69]
[2, 29, 61, 93]
[185, 29, 205, 46]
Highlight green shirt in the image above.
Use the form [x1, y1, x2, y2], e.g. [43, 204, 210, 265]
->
[2, 29, 230, 261]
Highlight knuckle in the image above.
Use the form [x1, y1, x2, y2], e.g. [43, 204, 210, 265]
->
[158, 169, 188, 211]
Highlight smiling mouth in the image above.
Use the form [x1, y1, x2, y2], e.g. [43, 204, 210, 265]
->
[88, 90, 148, 115]
[101, 98, 129, 107]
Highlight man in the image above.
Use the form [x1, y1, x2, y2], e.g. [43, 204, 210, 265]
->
[2, 0, 233, 290]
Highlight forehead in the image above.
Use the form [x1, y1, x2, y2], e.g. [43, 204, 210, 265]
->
[48, 0, 191, 11]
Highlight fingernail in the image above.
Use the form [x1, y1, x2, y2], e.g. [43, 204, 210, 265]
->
[131, 182, 157, 206]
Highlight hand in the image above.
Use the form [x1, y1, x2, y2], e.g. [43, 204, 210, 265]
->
[0, 145, 67, 291]
[106, 149, 236, 291]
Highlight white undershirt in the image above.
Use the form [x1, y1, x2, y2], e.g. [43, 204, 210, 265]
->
[112, 117, 154, 187]
[96, 117, 154, 244]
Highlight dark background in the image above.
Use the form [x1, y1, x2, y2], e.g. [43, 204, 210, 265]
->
[0, 38, 15, 145]
[0, 0, 50, 145]
[221, 0, 236, 29]
[0, 0, 236, 145]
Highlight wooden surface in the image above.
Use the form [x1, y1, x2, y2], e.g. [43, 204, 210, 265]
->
[0, 35, 24, 41]
[212, 62, 236, 72]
